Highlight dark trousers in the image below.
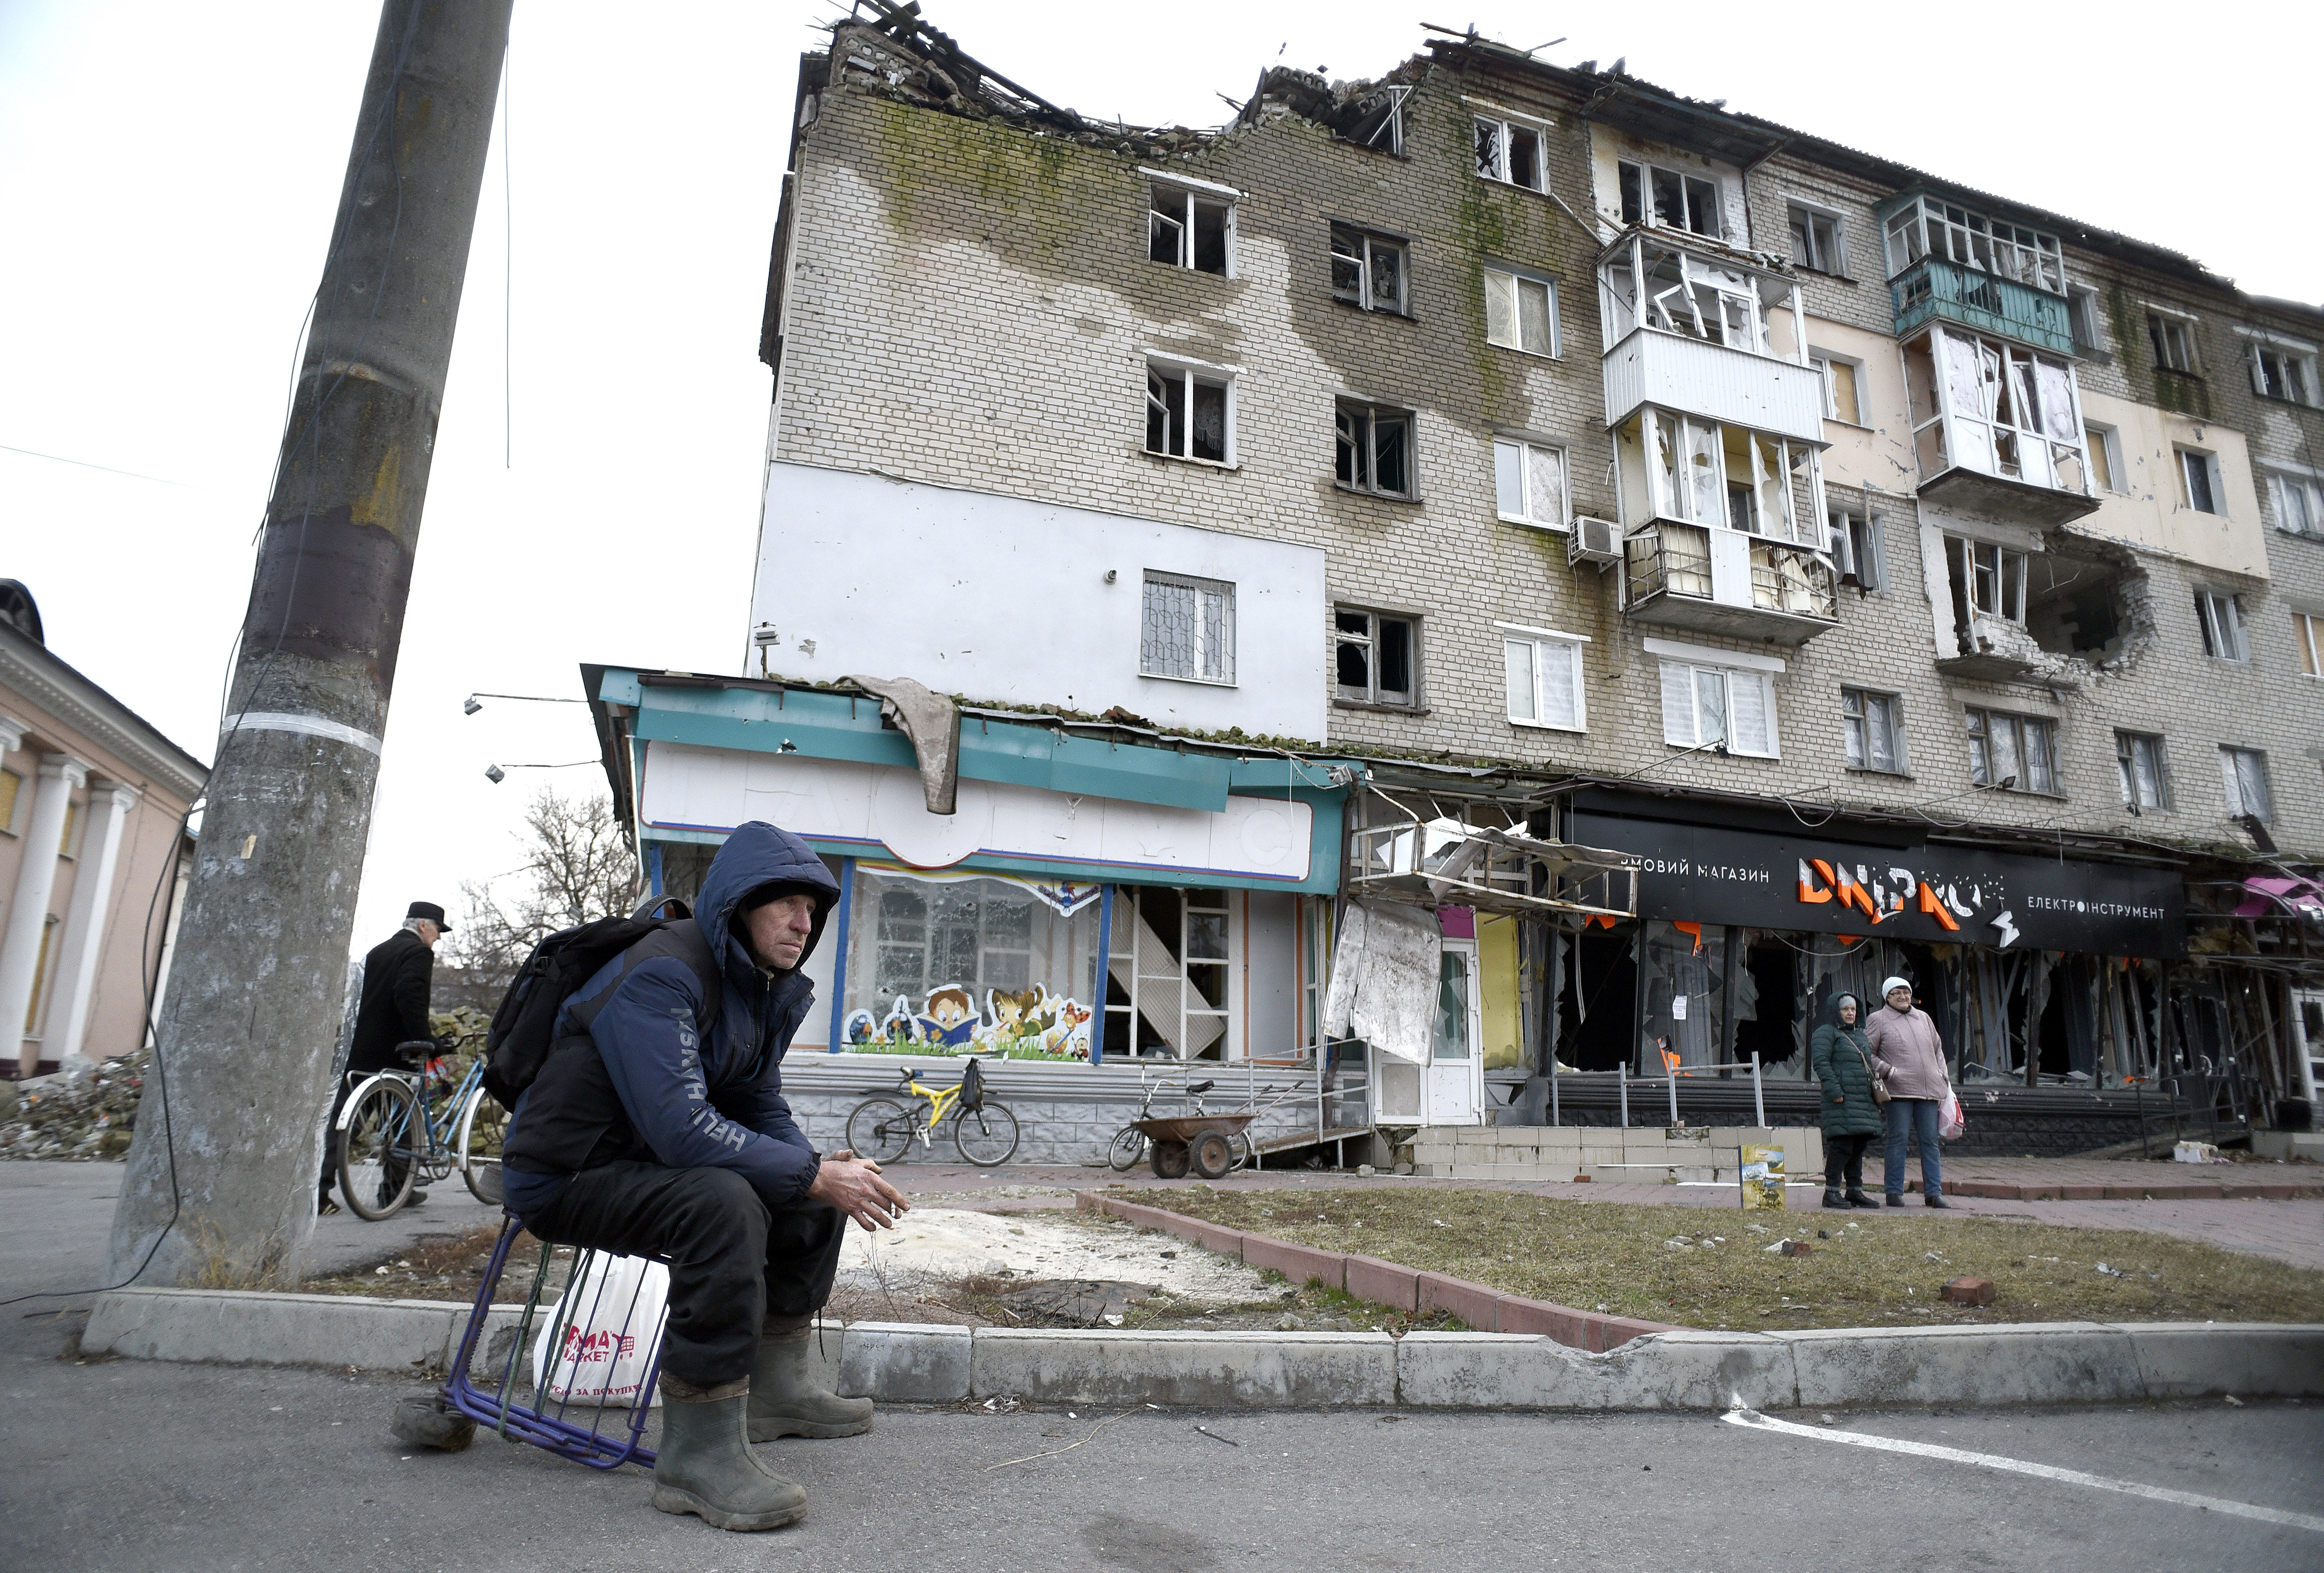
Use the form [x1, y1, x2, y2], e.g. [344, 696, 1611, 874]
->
[1824, 1132, 1872, 1190]
[319, 1056, 409, 1200]
[522, 1161, 846, 1388]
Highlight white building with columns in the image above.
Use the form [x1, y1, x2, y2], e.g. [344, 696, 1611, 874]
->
[0, 583, 203, 1079]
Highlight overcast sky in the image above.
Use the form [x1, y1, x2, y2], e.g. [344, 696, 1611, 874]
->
[1, 1, 2309, 962]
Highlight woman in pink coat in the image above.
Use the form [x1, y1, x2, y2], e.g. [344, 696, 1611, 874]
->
[1862, 976, 1951, 1207]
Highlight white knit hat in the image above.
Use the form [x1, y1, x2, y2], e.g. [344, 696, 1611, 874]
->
[1880, 976, 1913, 999]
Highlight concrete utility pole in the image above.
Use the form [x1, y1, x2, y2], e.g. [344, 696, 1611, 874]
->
[108, 0, 511, 1286]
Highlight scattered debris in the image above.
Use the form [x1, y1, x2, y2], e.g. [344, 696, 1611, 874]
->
[1781, 1240, 1813, 1258]
[1941, 1277, 1998, 1307]
[1819, 1414, 1838, 1426]
[996, 1279, 1156, 1328]
[1194, 1425, 1240, 1447]
[2096, 1263, 2126, 1278]
[0, 1052, 146, 1160]
[2223, 1394, 2244, 1407]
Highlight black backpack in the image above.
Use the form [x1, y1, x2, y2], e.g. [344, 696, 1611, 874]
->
[480, 897, 721, 1109]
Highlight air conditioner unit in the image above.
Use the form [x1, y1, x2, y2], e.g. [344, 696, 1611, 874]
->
[1568, 515, 1622, 568]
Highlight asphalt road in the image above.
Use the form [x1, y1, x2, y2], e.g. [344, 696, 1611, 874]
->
[8, 1314, 2318, 1573]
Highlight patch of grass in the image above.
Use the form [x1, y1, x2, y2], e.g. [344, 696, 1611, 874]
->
[1143, 1187, 2324, 1331]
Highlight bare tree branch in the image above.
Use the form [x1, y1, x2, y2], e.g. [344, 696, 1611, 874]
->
[438, 789, 639, 1006]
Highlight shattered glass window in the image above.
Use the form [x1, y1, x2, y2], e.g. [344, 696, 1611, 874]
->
[1150, 184, 1232, 276]
[1476, 117, 1546, 191]
[2181, 451, 2220, 516]
[2252, 344, 2318, 406]
[1789, 205, 1844, 273]
[1144, 362, 1229, 463]
[1140, 573, 1235, 684]
[1335, 400, 1413, 498]
[2147, 312, 2199, 374]
[1624, 159, 1721, 235]
[1337, 609, 1415, 705]
[2221, 747, 2272, 823]
[1331, 225, 1407, 314]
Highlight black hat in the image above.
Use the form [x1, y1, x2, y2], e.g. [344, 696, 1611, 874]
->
[406, 901, 451, 930]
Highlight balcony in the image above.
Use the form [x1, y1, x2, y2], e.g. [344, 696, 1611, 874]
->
[1892, 256, 2075, 358]
[1603, 327, 1827, 446]
[1622, 522, 1837, 646]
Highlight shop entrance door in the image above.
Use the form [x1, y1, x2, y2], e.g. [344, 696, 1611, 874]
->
[1106, 886, 1234, 1059]
[1428, 940, 1484, 1124]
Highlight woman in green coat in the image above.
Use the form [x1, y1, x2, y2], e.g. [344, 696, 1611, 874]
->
[1809, 994, 1884, 1210]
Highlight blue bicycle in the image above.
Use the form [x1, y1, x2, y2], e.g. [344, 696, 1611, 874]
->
[334, 1036, 505, 1220]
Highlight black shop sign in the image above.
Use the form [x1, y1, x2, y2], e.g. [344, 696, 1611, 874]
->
[1570, 810, 2184, 958]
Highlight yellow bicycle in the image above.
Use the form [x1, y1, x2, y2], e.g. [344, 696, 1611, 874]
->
[845, 1058, 1020, 1167]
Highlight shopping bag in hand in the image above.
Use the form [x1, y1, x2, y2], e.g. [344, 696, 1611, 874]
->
[531, 1251, 671, 1408]
[1938, 1090, 1967, 1141]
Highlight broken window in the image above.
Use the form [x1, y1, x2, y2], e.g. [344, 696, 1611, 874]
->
[2085, 424, 2123, 492]
[1965, 707, 2057, 794]
[1810, 352, 1862, 423]
[2293, 611, 2322, 678]
[1330, 225, 1408, 314]
[1788, 204, 1845, 274]
[2195, 589, 2249, 662]
[1945, 536, 2028, 623]
[1482, 267, 1557, 355]
[1474, 116, 1546, 191]
[1335, 608, 1417, 706]
[1503, 630, 1586, 731]
[1841, 687, 1905, 774]
[1749, 540, 1837, 619]
[2116, 731, 2167, 812]
[1149, 182, 1233, 276]
[2068, 285, 2108, 356]
[1335, 400, 1414, 498]
[2220, 746, 2272, 823]
[2266, 469, 2324, 537]
[1882, 196, 2063, 292]
[1144, 362, 1231, 464]
[1904, 326, 2088, 493]
[1620, 159, 1721, 237]
[2178, 449, 2222, 516]
[1828, 506, 1881, 589]
[1140, 572, 1234, 684]
[1659, 659, 1776, 757]
[2147, 311, 2200, 374]
[1618, 407, 1822, 549]
[2248, 338, 2319, 406]
[1493, 437, 1567, 529]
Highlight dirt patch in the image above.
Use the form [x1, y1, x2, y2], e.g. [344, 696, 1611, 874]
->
[1140, 1187, 2324, 1331]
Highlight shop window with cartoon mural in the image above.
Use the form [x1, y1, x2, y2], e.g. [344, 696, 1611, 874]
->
[840, 868, 1100, 1059]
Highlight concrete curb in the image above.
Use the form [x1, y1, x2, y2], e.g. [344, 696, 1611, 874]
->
[1896, 1177, 2323, 1201]
[79, 1290, 2324, 1411]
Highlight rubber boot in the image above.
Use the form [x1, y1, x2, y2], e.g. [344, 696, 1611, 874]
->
[1821, 1186, 1847, 1209]
[1846, 1189, 1880, 1209]
[651, 1377, 808, 1532]
[747, 1326, 873, 1442]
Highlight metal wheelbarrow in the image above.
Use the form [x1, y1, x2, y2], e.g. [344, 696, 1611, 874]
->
[1133, 1112, 1257, 1179]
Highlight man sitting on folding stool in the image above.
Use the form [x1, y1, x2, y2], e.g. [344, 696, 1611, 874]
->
[499, 820, 908, 1531]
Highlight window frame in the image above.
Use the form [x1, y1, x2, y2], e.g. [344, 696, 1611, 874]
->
[1964, 706, 2061, 796]
[1143, 357, 1236, 466]
[1499, 623, 1590, 733]
[1619, 157, 1725, 239]
[2195, 588, 2251, 663]
[2177, 447, 2223, 516]
[1473, 113, 1548, 193]
[1657, 658, 1779, 759]
[2291, 609, 2323, 679]
[1840, 685, 1907, 775]
[2240, 329, 2320, 407]
[1827, 505, 1882, 590]
[1334, 398, 1419, 500]
[2084, 422, 2125, 494]
[1786, 201, 1848, 276]
[2220, 746, 2274, 824]
[1481, 263, 1560, 358]
[1808, 349, 1865, 424]
[2147, 308, 2202, 375]
[1493, 435, 1570, 531]
[1146, 173, 1237, 278]
[1945, 534, 2029, 623]
[2264, 466, 2324, 538]
[2068, 285, 2109, 357]
[2115, 729, 2169, 812]
[1329, 223, 1411, 316]
[1882, 195, 2065, 292]
[1138, 571, 1237, 687]
[1333, 605, 1422, 709]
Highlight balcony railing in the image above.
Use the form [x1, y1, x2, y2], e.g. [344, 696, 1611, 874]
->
[1892, 256, 2075, 357]
[1623, 523, 1837, 646]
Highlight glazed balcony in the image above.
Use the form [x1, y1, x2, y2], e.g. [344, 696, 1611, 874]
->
[1892, 256, 2076, 358]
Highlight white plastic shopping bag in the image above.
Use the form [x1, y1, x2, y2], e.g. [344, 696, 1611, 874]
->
[1938, 1089, 1967, 1141]
[531, 1251, 671, 1408]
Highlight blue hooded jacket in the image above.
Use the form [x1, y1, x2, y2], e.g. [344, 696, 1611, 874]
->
[499, 821, 842, 1218]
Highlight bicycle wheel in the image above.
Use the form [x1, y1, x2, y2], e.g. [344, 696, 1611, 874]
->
[337, 1077, 419, 1221]
[1106, 1125, 1147, 1172]
[952, 1101, 1020, 1167]
[847, 1097, 916, 1164]
[456, 1085, 509, 1205]
[1229, 1129, 1256, 1173]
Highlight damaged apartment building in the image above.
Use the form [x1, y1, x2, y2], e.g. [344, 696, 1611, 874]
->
[580, 5, 2324, 1161]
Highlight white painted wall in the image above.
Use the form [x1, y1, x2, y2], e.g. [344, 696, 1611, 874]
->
[748, 461, 1329, 741]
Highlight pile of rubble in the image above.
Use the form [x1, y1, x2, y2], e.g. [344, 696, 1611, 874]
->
[0, 1053, 145, 1161]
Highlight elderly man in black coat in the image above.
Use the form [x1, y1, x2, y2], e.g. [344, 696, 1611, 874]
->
[319, 901, 449, 1214]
